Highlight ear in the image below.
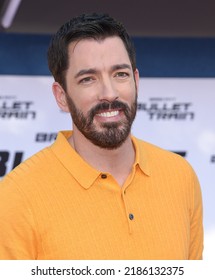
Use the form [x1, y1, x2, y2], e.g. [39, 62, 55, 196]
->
[134, 68, 140, 94]
[52, 82, 70, 112]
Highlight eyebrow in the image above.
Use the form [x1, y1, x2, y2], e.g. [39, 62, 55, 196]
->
[74, 63, 132, 79]
[75, 68, 97, 79]
[111, 63, 132, 72]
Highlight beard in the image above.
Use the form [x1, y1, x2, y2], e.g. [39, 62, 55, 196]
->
[66, 94, 137, 150]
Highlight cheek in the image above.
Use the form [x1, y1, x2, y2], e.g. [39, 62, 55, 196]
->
[74, 86, 102, 110]
[73, 94, 97, 114]
[118, 82, 136, 101]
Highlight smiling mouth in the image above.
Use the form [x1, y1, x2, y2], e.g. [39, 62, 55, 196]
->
[96, 110, 120, 118]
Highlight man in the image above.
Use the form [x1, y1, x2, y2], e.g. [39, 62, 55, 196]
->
[0, 13, 203, 260]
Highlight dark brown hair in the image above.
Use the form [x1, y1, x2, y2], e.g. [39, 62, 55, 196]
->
[47, 13, 136, 89]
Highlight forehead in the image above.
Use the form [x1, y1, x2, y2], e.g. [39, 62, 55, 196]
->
[67, 36, 131, 69]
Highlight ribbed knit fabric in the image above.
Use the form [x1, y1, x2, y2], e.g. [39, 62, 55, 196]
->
[0, 131, 203, 260]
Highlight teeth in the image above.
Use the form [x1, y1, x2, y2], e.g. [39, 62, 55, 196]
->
[97, 110, 119, 118]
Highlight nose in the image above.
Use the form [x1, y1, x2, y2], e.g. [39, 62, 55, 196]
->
[98, 77, 119, 102]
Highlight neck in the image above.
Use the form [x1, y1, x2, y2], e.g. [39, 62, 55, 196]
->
[68, 127, 135, 187]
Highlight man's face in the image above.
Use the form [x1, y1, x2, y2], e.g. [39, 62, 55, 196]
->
[56, 36, 139, 149]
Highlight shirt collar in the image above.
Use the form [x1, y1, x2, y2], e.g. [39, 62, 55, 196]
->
[50, 130, 101, 190]
[50, 131, 150, 190]
[131, 135, 151, 176]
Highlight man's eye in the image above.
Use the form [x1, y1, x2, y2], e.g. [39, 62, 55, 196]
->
[79, 77, 94, 84]
[115, 72, 129, 78]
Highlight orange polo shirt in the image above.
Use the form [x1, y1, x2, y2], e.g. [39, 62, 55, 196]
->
[0, 131, 203, 260]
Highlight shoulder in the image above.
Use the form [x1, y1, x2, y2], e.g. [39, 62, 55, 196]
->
[133, 137, 202, 208]
[133, 136, 197, 178]
[0, 146, 54, 191]
[134, 136, 184, 158]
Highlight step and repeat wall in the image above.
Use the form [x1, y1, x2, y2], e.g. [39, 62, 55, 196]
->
[0, 34, 215, 259]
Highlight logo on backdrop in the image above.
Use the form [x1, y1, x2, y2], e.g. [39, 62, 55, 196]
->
[0, 95, 36, 119]
[137, 97, 195, 120]
[171, 151, 187, 157]
[0, 151, 23, 177]
[35, 132, 57, 143]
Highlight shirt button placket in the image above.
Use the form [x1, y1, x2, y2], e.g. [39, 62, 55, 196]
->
[101, 174, 107, 179]
[129, 213, 134, 220]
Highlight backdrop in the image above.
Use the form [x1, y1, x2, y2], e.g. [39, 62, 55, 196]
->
[0, 34, 215, 259]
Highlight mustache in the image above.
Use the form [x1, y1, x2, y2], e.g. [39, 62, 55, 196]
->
[89, 100, 129, 119]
